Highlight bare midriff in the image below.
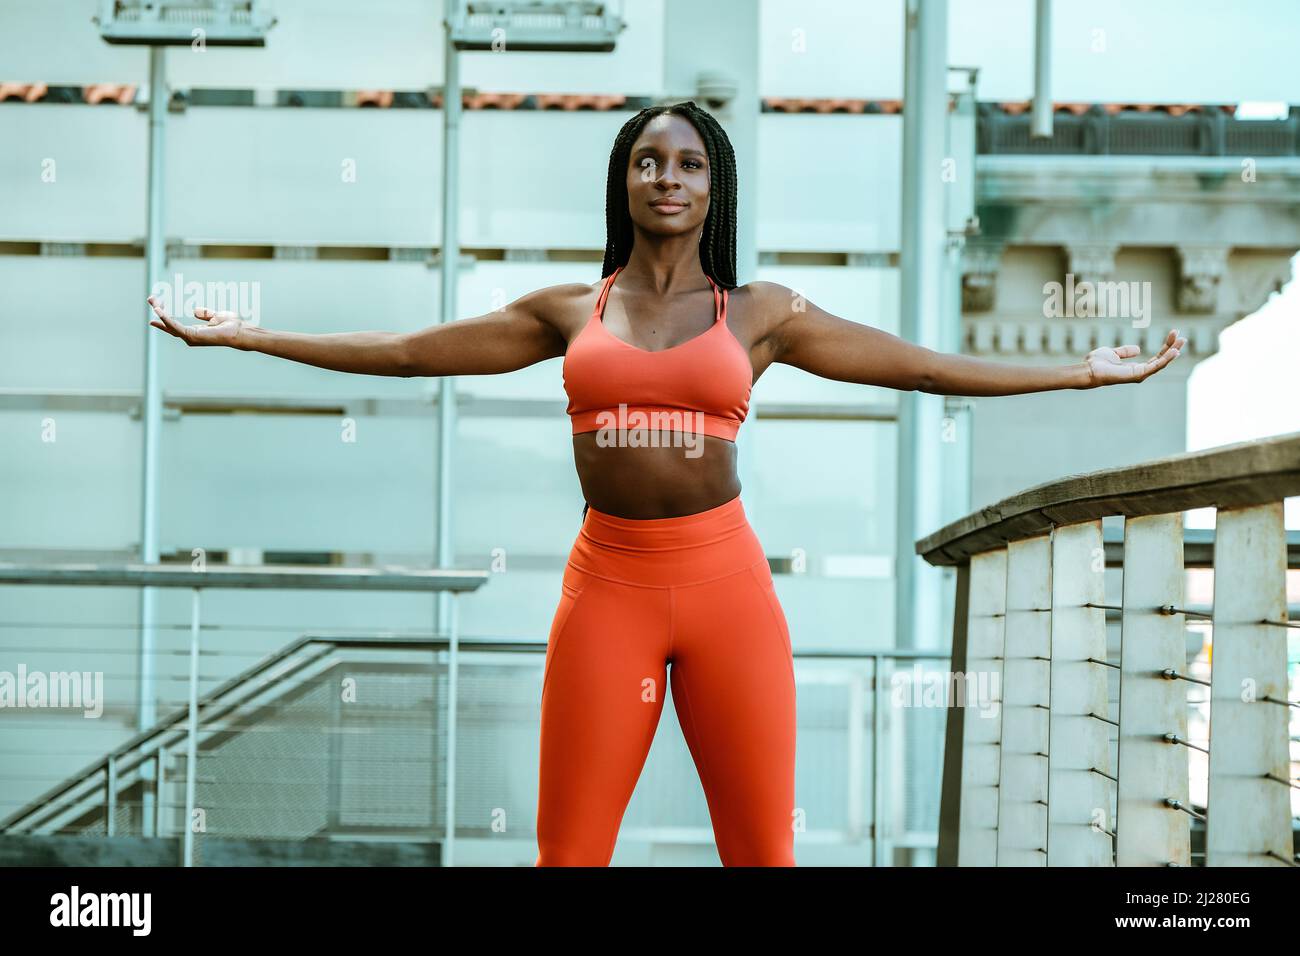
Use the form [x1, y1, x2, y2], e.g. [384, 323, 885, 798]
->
[571, 432, 741, 519]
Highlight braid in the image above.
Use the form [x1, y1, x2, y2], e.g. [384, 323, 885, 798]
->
[601, 101, 738, 289]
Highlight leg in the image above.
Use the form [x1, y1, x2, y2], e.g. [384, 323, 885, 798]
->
[536, 570, 671, 866]
[670, 560, 797, 866]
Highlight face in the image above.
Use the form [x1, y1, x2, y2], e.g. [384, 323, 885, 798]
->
[625, 113, 710, 238]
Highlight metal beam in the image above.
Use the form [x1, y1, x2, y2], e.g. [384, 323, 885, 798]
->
[137, 43, 168, 836]
[1031, 0, 1053, 139]
[895, 0, 950, 650]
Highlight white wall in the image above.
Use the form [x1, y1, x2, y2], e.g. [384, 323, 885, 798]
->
[3, 0, 1296, 102]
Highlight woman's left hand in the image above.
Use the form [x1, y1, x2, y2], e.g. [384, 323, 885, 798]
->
[1083, 329, 1187, 387]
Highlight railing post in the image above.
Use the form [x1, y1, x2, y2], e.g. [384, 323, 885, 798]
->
[936, 561, 970, 866]
[327, 669, 343, 833]
[953, 549, 1005, 866]
[1116, 512, 1190, 866]
[441, 593, 460, 867]
[105, 756, 117, 837]
[997, 534, 1052, 866]
[155, 746, 167, 839]
[1207, 502, 1292, 866]
[182, 586, 201, 867]
[871, 654, 884, 866]
[847, 667, 867, 843]
[1046, 520, 1112, 865]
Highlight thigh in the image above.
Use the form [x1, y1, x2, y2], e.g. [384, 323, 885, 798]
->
[669, 561, 797, 865]
[536, 567, 672, 865]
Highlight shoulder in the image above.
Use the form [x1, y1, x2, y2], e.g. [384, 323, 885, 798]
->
[515, 280, 603, 313]
[728, 280, 802, 317]
[509, 279, 606, 333]
[503, 277, 618, 348]
[727, 280, 804, 343]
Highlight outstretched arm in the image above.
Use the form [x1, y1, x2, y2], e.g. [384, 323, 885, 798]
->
[147, 283, 576, 377]
[754, 282, 1186, 395]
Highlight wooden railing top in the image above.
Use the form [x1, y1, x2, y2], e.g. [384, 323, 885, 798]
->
[916, 431, 1300, 567]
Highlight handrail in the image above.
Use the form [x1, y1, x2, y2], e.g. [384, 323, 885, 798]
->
[0, 563, 487, 592]
[916, 430, 1300, 566]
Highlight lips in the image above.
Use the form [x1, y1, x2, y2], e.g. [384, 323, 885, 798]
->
[649, 199, 688, 212]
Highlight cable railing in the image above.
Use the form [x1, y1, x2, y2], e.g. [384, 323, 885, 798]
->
[918, 430, 1300, 867]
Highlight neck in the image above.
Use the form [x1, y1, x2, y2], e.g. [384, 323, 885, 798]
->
[619, 233, 708, 294]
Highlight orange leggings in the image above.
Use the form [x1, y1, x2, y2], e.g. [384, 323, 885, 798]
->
[535, 493, 797, 866]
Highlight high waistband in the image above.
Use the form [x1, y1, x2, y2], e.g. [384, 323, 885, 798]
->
[570, 494, 765, 588]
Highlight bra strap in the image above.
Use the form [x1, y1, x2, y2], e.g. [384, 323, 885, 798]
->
[593, 266, 621, 318]
[706, 274, 722, 323]
[601, 267, 725, 322]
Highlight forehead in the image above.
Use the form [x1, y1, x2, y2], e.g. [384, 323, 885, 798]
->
[629, 114, 707, 156]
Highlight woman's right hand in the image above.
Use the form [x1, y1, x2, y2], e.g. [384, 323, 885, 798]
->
[147, 295, 249, 349]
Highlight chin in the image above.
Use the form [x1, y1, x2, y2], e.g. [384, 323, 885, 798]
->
[634, 218, 705, 238]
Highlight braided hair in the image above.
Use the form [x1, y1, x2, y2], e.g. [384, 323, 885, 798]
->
[581, 102, 739, 524]
[600, 100, 739, 288]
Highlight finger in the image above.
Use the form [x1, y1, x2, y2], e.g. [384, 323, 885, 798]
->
[147, 298, 176, 329]
[150, 318, 182, 339]
[148, 297, 174, 323]
[195, 307, 213, 320]
[152, 301, 193, 341]
[1114, 344, 1140, 359]
[1154, 330, 1182, 358]
[1142, 346, 1180, 378]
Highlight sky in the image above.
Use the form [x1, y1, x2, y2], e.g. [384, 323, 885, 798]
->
[1186, 253, 1299, 530]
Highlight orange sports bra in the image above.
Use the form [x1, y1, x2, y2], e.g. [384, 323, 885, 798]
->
[563, 266, 753, 442]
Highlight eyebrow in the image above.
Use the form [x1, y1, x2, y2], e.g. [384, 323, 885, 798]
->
[633, 146, 707, 158]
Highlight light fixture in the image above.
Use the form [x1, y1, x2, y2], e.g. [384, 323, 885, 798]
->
[95, 0, 277, 46]
[447, 1, 625, 53]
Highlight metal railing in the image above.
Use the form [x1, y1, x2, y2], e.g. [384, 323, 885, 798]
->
[0, 563, 487, 866]
[918, 431, 1300, 866]
[0, 560, 952, 865]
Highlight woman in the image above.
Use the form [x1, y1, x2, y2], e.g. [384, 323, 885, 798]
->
[146, 101, 1185, 867]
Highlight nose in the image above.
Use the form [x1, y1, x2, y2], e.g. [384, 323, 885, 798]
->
[651, 159, 683, 189]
